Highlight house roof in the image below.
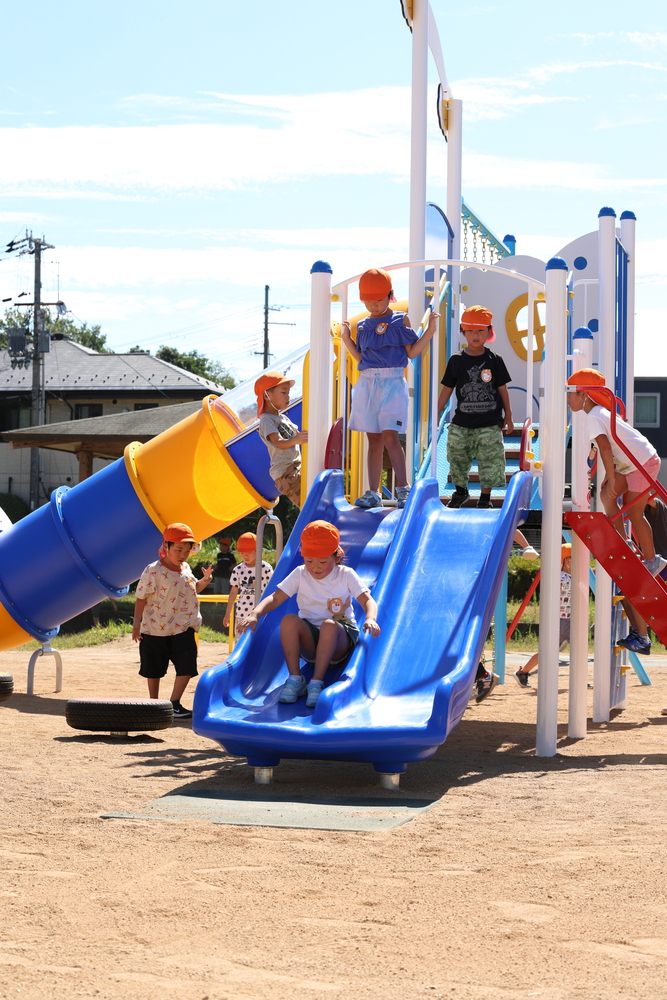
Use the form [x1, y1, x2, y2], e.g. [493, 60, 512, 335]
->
[0, 337, 228, 397]
[2, 400, 205, 460]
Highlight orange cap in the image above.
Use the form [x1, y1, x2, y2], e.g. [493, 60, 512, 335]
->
[461, 305, 495, 342]
[219, 537, 232, 546]
[254, 372, 296, 417]
[359, 268, 392, 302]
[567, 368, 610, 408]
[161, 522, 200, 556]
[236, 532, 257, 553]
[300, 520, 340, 558]
[561, 543, 572, 562]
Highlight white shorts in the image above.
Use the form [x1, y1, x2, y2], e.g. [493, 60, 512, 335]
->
[348, 368, 408, 434]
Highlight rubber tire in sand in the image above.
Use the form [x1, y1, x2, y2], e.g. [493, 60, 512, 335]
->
[65, 698, 174, 732]
[0, 674, 13, 702]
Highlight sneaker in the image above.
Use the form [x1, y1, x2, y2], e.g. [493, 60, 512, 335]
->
[395, 485, 411, 509]
[475, 670, 499, 703]
[278, 674, 307, 703]
[618, 633, 651, 655]
[306, 679, 324, 708]
[476, 495, 492, 509]
[171, 701, 193, 719]
[514, 669, 531, 688]
[521, 545, 539, 561]
[354, 490, 382, 509]
[643, 555, 667, 577]
[448, 486, 469, 509]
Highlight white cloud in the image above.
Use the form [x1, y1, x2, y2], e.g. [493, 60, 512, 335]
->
[566, 32, 667, 51]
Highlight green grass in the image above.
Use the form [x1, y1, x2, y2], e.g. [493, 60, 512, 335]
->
[16, 621, 229, 652]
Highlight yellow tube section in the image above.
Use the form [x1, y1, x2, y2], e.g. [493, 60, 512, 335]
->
[124, 395, 276, 540]
[0, 604, 32, 649]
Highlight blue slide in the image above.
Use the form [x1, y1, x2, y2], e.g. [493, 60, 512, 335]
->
[193, 469, 533, 775]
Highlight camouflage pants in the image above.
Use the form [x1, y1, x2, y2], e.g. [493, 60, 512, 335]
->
[274, 462, 302, 508]
[447, 423, 506, 490]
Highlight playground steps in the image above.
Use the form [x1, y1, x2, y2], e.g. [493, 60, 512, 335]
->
[565, 510, 667, 646]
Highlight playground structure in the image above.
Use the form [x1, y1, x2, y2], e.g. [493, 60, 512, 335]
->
[0, 0, 657, 780]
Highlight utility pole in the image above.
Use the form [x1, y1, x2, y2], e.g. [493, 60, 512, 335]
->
[7, 232, 55, 509]
[256, 285, 296, 371]
[263, 284, 270, 370]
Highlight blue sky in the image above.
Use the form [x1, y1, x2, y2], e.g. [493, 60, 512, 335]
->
[1, 0, 665, 380]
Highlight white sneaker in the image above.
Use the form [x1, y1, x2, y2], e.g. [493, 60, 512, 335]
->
[278, 675, 307, 703]
[521, 545, 539, 561]
[306, 679, 324, 708]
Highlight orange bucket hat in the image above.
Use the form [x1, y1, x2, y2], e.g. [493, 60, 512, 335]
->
[236, 532, 257, 553]
[561, 543, 572, 562]
[300, 520, 340, 558]
[567, 368, 610, 408]
[461, 305, 495, 342]
[254, 372, 295, 417]
[359, 268, 393, 302]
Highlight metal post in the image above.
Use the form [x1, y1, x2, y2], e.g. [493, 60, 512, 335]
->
[536, 257, 569, 757]
[494, 567, 508, 684]
[569, 328, 594, 738]
[526, 284, 536, 422]
[593, 208, 617, 723]
[620, 211, 636, 426]
[406, 0, 428, 482]
[307, 262, 334, 493]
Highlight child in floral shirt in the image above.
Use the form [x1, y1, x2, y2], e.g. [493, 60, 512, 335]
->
[132, 522, 212, 719]
[223, 532, 273, 637]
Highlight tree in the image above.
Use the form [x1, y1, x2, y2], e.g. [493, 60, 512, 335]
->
[0, 308, 110, 353]
[155, 346, 235, 389]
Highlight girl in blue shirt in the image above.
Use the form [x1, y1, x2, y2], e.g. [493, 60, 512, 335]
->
[341, 268, 438, 508]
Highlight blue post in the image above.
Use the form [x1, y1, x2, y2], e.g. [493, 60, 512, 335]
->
[494, 565, 508, 683]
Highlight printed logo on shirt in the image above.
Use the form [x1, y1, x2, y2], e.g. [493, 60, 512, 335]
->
[375, 323, 388, 335]
[327, 596, 351, 620]
[481, 369, 492, 383]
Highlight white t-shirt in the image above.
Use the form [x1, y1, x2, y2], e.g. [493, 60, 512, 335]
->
[278, 563, 369, 626]
[585, 405, 656, 475]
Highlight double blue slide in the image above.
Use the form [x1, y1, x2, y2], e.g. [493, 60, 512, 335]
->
[194, 468, 533, 774]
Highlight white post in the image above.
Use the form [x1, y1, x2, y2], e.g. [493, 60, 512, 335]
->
[568, 327, 594, 739]
[620, 211, 636, 425]
[406, 0, 429, 482]
[431, 265, 441, 479]
[526, 283, 536, 422]
[593, 207, 617, 723]
[446, 98, 463, 335]
[307, 261, 334, 493]
[536, 256, 569, 757]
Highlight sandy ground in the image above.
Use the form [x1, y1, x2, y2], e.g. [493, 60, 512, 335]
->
[0, 636, 666, 1000]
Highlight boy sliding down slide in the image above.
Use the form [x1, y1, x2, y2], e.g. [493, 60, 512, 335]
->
[238, 520, 380, 709]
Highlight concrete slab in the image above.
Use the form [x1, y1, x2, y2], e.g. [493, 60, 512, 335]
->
[102, 789, 437, 831]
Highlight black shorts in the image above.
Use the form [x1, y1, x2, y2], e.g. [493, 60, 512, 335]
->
[138, 628, 198, 679]
[301, 618, 360, 666]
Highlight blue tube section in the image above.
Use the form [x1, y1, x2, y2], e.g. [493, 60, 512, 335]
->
[0, 458, 162, 640]
[226, 401, 302, 502]
[193, 468, 533, 771]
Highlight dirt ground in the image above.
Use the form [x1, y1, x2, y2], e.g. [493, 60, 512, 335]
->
[1, 636, 666, 1000]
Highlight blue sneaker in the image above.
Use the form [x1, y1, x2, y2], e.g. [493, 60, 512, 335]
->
[395, 486, 411, 509]
[306, 679, 324, 708]
[618, 633, 651, 655]
[354, 490, 382, 509]
[278, 674, 307, 703]
[643, 555, 667, 577]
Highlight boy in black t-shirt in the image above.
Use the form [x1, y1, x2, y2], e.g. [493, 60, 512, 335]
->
[438, 305, 513, 509]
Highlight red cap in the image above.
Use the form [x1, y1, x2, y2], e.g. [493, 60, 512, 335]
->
[300, 520, 340, 558]
[254, 372, 295, 417]
[219, 537, 232, 546]
[359, 268, 393, 303]
[236, 532, 257, 553]
[163, 523, 196, 544]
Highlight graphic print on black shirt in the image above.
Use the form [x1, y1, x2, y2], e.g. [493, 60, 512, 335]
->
[441, 348, 511, 429]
